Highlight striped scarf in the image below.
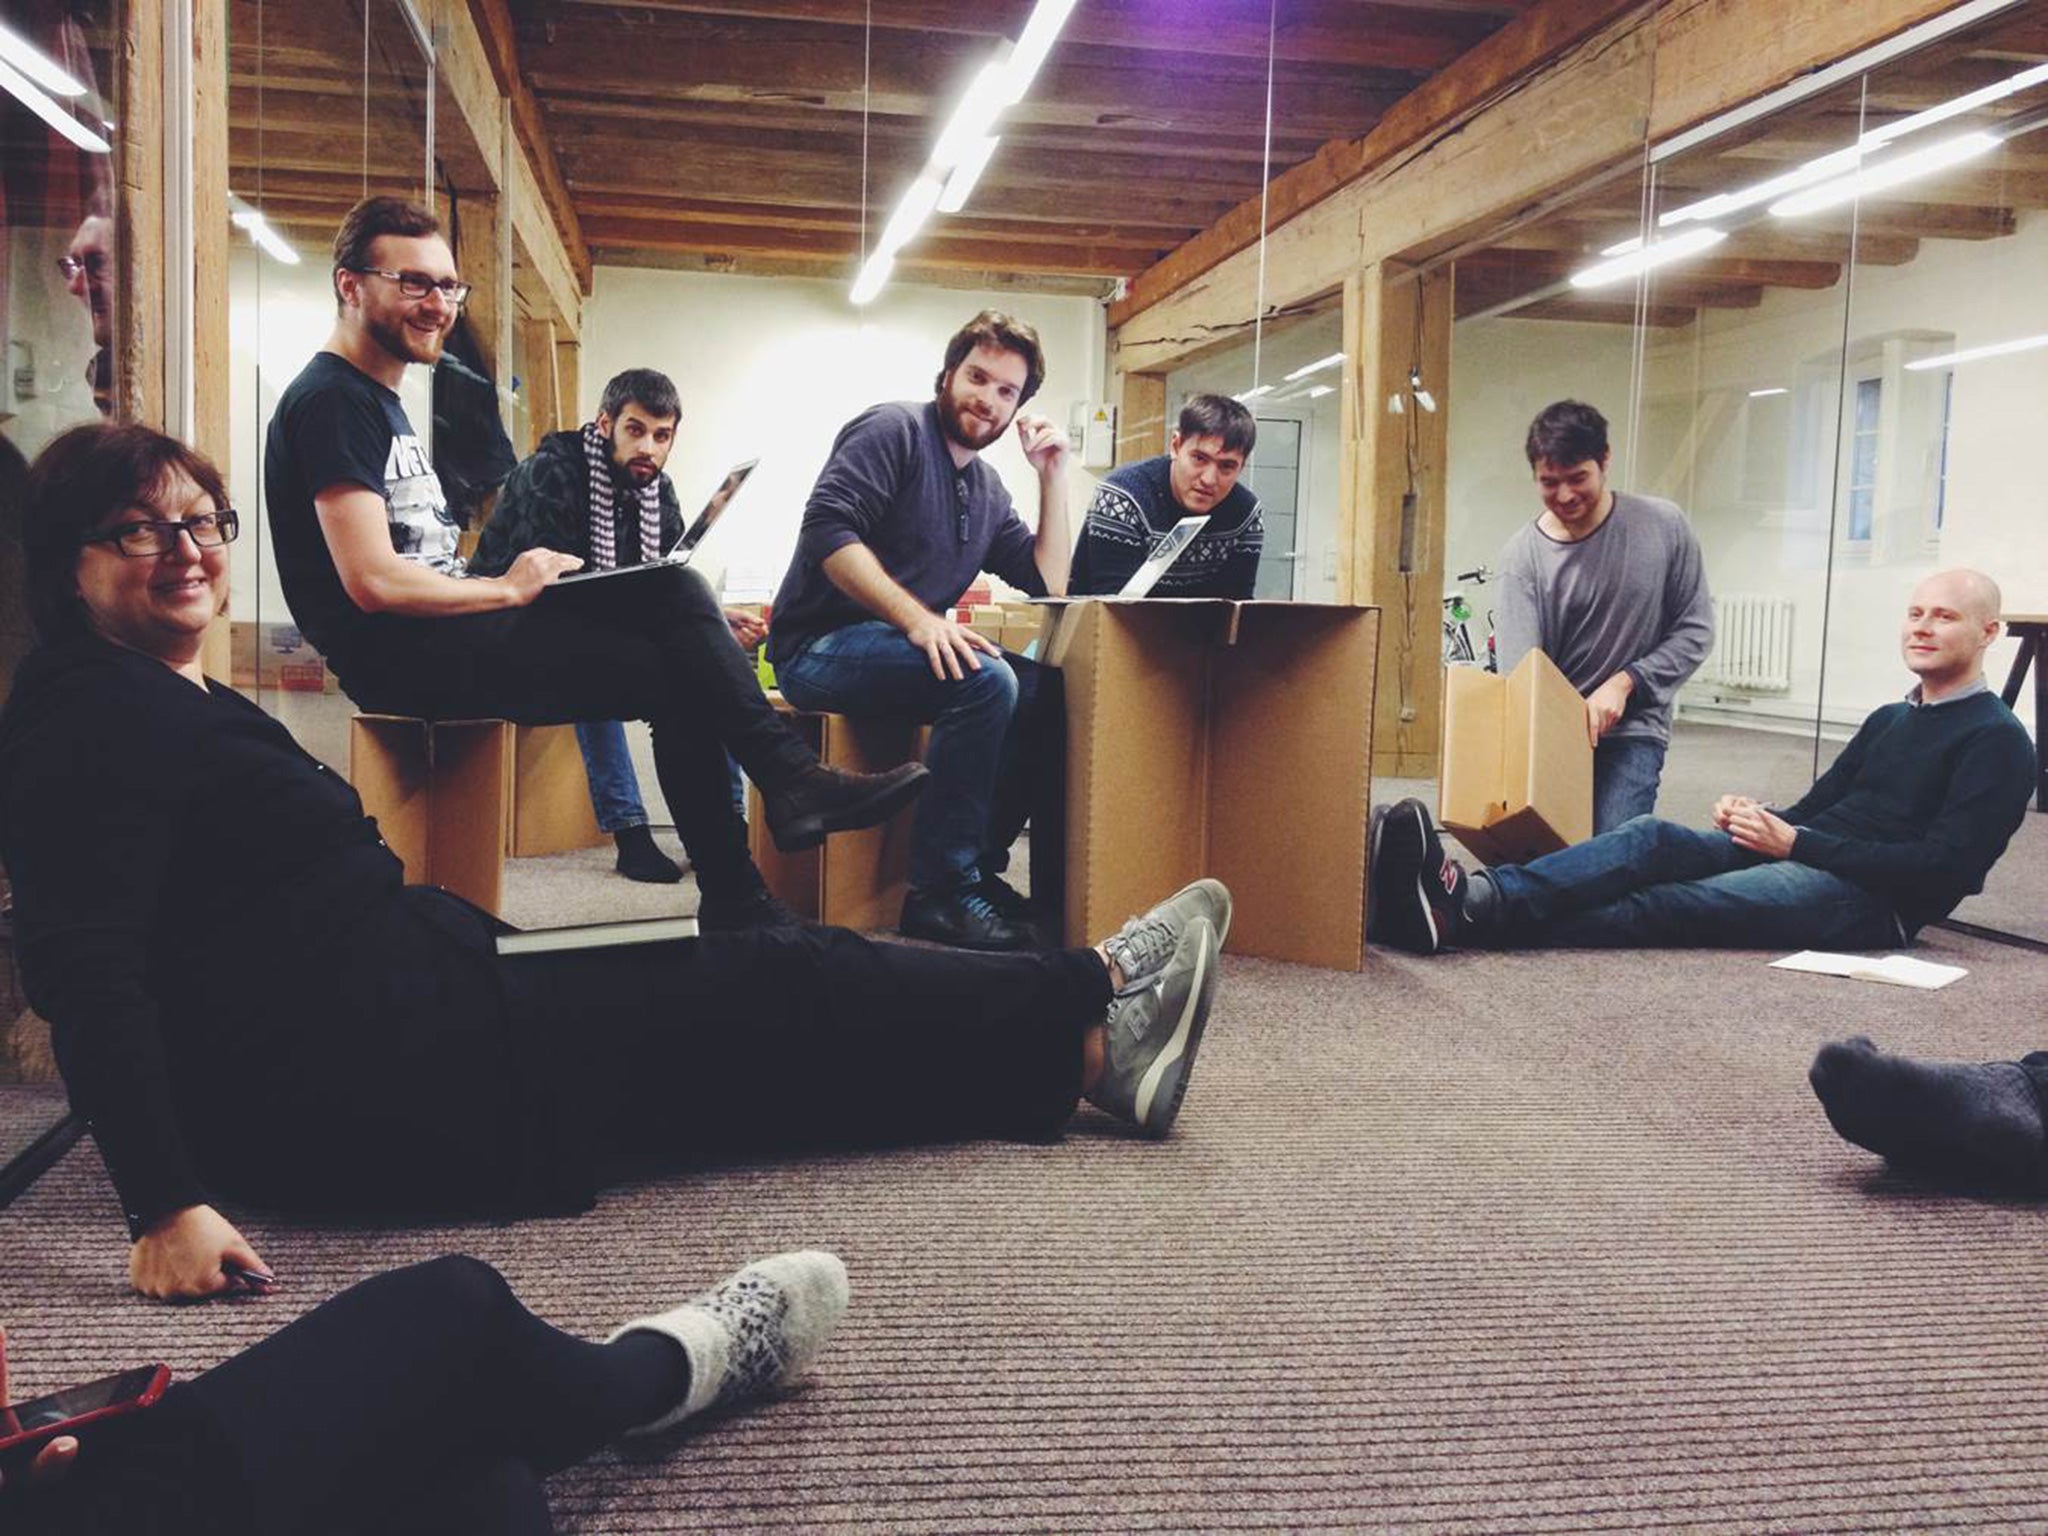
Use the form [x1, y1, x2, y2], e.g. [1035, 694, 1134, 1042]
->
[582, 420, 666, 569]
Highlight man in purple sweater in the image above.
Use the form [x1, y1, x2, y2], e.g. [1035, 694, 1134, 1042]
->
[769, 312, 1073, 951]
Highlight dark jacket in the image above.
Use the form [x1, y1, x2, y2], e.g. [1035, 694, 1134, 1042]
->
[469, 429, 684, 578]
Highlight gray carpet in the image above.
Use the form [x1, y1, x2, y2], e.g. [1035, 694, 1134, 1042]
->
[7, 928, 2048, 1531]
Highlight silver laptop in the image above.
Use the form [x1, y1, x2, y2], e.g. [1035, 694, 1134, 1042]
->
[551, 458, 759, 586]
[1116, 515, 1211, 598]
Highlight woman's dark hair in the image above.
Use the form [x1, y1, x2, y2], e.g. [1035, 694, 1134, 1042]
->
[21, 421, 228, 643]
[1524, 400, 1610, 469]
[934, 310, 1046, 406]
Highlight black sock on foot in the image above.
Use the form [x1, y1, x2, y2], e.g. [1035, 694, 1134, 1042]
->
[614, 824, 683, 884]
[1809, 1035, 2047, 1193]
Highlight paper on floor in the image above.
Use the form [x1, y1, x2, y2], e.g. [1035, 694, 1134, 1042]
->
[1770, 950, 1967, 989]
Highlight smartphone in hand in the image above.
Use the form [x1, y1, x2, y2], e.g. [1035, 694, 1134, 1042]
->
[0, 1364, 170, 1478]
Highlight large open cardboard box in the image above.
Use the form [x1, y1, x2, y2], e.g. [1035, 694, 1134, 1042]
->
[509, 725, 607, 857]
[1438, 649, 1593, 866]
[1039, 599, 1379, 972]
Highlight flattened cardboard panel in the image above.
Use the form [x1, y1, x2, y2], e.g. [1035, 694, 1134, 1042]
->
[425, 720, 513, 915]
[817, 716, 924, 932]
[1210, 606, 1378, 970]
[1521, 649, 1593, 849]
[349, 717, 431, 886]
[510, 725, 606, 857]
[1050, 602, 1209, 946]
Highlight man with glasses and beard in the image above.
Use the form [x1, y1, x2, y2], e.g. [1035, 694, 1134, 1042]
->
[264, 196, 927, 931]
[469, 366, 765, 886]
[768, 311, 1073, 951]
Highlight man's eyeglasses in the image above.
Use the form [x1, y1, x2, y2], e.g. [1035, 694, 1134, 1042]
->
[83, 509, 240, 558]
[57, 253, 110, 281]
[350, 267, 472, 305]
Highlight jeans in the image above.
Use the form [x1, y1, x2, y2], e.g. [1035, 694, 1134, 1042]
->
[1593, 734, 1667, 833]
[574, 720, 647, 834]
[777, 620, 1062, 895]
[1485, 814, 1906, 950]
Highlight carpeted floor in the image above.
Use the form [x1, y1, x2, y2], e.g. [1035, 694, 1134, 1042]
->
[7, 926, 2048, 1532]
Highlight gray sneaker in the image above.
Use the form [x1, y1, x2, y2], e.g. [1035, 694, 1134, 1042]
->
[1102, 878, 1233, 987]
[1089, 916, 1220, 1137]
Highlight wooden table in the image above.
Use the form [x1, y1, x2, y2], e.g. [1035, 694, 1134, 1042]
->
[2002, 613, 2047, 812]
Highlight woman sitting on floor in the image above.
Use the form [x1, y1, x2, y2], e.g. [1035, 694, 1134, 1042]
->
[0, 422, 1228, 1300]
[0, 1249, 845, 1535]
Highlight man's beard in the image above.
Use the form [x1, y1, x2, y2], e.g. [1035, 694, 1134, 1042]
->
[938, 390, 1009, 452]
[366, 311, 445, 366]
[612, 445, 661, 484]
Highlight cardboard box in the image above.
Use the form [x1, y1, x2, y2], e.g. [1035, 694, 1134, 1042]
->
[509, 725, 608, 857]
[750, 706, 928, 930]
[230, 620, 338, 693]
[348, 716, 514, 915]
[1438, 649, 1593, 866]
[1039, 598, 1380, 972]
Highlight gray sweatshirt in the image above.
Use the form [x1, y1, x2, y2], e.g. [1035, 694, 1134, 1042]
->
[1494, 490, 1713, 745]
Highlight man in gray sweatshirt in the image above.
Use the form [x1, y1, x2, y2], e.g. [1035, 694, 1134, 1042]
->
[1495, 400, 1714, 832]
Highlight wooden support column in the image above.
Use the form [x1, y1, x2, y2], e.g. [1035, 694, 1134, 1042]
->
[1113, 372, 1168, 466]
[194, 0, 231, 680]
[520, 319, 559, 452]
[555, 333, 581, 428]
[1339, 261, 1451, 779]
[459, 192, 505, 381]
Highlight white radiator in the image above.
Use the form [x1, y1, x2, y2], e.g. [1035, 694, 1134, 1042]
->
[1707, 595, 1795, 692]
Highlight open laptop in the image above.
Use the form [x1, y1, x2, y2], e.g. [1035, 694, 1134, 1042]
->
[1116, 514, 1211, 598]
[551, 457, 759, 586]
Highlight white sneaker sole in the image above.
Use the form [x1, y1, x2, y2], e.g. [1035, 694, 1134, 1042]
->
[1133, 926, 1216, 1130]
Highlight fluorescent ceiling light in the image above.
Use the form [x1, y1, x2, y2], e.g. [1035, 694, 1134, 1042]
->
[1282, 351, 1345, 382]
[230, 202, 300, 265]
[1659, 147, 1866, 227]
[1771, 131, 2000, 217]
[937, 136, 1000, 214]
[1748, 386, 1788, 397]
[1002, 0, 1079, 104]
[0, 55, 108, 153]
[1306, 384, 1335, 399]
[933, 61, 1010, 170]
[1569, 227, 1726, 288]
[876, 173, 945, 258]
[849, 253, 895, 307]
[1862, 61, 2048, 148]
[0, 19, 84, 96]
[1904, 332, 2048, 371]
[1234, 384, 1274, 402]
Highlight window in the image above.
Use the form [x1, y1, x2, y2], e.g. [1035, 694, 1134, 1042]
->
[1932, 370, 1953, 537]
[1846, 376, 1881, 544]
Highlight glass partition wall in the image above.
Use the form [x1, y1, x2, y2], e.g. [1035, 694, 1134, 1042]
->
[228, 0, 434, 767]
[1442, 0, 2047, 944]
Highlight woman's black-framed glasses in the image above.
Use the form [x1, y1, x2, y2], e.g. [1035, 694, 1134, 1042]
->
[84, 508, 241, 558]
[351, 266, 472, 305]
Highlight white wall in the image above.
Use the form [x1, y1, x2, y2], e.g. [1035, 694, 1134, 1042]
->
[1445, 317, 1638, 584]
[580, 267, 1106, 600]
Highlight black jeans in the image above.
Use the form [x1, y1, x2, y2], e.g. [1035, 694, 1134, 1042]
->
[334, 564, 812, 896]
[503, 922, 1109, 1160]
[18, 1257, 690, 1536]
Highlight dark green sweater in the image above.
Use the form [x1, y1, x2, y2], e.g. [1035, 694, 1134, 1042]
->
[1779, 688, 2035, 931]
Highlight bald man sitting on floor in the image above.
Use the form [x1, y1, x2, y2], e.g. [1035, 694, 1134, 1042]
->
[1370, 568, 2036, 954]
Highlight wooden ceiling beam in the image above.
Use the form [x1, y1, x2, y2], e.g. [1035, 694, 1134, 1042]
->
[574, 192, 1193, 245]
[579, 213, 1155, 274]
[1504, 297, 1700, 327]
[548, 0, 1500, 73]
[590, 244, 1116, 295]
[1105, 0, 1647, 327]
[520, 20, 1405, 139]
[1485, 221, 1922, 266]
[1456, 248, 1846, 289]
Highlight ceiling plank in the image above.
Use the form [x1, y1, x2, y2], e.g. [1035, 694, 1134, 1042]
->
[550, 0, 1500, 73]
[463, 0, 595, 292]
[581, 213, 1154, 274]
[1106, 0, 1647, 327]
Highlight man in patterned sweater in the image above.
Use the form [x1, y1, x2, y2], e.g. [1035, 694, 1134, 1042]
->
[1070, 394, 1265, 599]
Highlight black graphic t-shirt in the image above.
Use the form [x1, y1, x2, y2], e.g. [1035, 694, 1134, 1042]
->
[265, 351, 465, 663]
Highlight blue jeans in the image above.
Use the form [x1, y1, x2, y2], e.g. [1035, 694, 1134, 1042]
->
[1593, 734, 1667, 833]
[574, 720, 647, 834]
[777, 620, 1059, 894]
[1486, 815, 1906, 949]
